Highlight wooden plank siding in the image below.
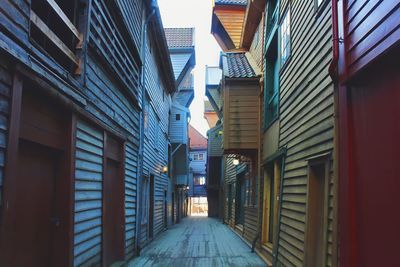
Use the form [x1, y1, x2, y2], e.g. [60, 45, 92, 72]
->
[139, 24, 173, 246]
[214, 9, 246, 48]
[276, 1, 335, 266]
[0, 61, 11, 212]
[207, 124, 223, 157]
[223, 81, 260, 151]
[249, 18, 265, 70]
[74, 120, 104, 267]
[344, 1, 400, 77]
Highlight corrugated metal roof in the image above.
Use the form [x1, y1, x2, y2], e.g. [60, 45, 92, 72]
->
[214, 0, 247, 6]
[221, 52, 257, 78]
[164, 28, 195, 48]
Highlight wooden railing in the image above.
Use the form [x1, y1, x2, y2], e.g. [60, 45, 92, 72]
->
[30, 0, 83, 74]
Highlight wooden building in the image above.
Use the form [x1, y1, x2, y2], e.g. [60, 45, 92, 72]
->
[188, 125, 208, 198]
[210, 0, 263, 248]
[0, 0, 176, 266]
[165, 27, 196, 223]
[334, 1, 400, 266]
[204, 65, 224, 218]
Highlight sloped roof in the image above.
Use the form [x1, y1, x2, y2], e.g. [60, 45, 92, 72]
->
[174, 90, 194, 108]
[220, 52, 257, 78]
[189, 125, 208, 150]
[165, 28, 195, 48]
[204, 100, 214, 112]
[215, 0, 247, 6]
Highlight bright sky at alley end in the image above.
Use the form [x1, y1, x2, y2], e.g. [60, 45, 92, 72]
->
[158, 0, 222, 137]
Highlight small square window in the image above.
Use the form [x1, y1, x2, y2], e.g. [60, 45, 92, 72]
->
[176, 114, 181, 121]
[194, 154, 199, 161]
[199, 153, 204, 160]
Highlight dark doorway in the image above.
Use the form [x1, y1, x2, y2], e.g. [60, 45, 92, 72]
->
[164, 190, 168, 228]
[149, 174, 154, 238]
[235, 173, 245, 225]
[172, 192, 175, 224]
[14, 140, 60, 266]
[103, 135, 125, 266]
[0, 85, 72, 267]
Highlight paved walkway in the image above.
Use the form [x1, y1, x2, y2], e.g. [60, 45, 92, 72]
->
[128, 216, 266, 267]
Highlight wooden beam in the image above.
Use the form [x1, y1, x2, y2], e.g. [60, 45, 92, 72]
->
[30, 11, 80, 66]
[46, 0, 83, 45]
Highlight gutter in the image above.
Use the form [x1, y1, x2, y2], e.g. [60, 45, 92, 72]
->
[135, 0, 157, 255]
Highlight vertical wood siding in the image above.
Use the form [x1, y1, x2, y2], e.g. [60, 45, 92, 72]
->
[277, 1, 334, 266]
[74, 120, 104, 267]
[0, 62, 11, 208]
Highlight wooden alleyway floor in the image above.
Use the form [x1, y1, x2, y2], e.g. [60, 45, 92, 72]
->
[128, 216, 266, 267]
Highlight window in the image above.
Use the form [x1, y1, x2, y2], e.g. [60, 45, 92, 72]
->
[30, 0, 83, 73]
[261, 159, 282, 246]
[194, 176, 206, 186]
[280, 8, 291, 67]
[264, 34, 279, 128]
[193, 154, 198, 161]
[199, 153, 204, 160]
[176, 114, 181, 121]
[192, 153, 203, 161]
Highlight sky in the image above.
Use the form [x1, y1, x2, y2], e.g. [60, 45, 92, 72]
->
[158, 0, 221, 137]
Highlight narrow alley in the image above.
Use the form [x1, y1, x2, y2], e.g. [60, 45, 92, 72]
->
[0, 0, 399, 266]
[128, 217, 266, 267]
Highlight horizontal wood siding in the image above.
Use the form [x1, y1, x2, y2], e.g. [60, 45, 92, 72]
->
[277, 1, 335, 266]
[140, 24, 172, 246]
[124, 141, 138, 258]
[74, 120, 104, 267]
[243, 207, 258, 243]
[0, 62, 11, 210]
[89, 0, 141, 104]
[116, 0, 143, 53]
[208, 124, 223, 157]
[169, 106, 188, 144]
[224, 82, 259, 151]
[249, 18, 265, 70]
[345, 1, 400, 77]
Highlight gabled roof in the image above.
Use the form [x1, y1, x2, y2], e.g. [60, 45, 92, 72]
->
[165, 28, 195, 48]
[165, 27, 196, 88]
[189, 125, 208, 150]
[214, 0, 247, 6]
[220, 52, 257, 78]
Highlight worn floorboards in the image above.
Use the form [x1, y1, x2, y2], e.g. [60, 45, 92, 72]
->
[128, 216, 266, 267]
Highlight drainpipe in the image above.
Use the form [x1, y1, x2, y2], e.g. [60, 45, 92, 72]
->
[328, 0, 339, 80]
[135, 0, 157, 256]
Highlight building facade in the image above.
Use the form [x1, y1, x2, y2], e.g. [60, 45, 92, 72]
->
[0, 0, 177, 266]
[165, 27, 196, 223]
[209, 0, 340, 266]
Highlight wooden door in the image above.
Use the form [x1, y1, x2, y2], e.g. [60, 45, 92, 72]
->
[103, 136, 125, 266]
[149, 175, 154, 238]
[14, 140, 60, 267]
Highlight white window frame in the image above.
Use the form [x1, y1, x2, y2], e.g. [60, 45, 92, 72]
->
[280, 7, 291, 67]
